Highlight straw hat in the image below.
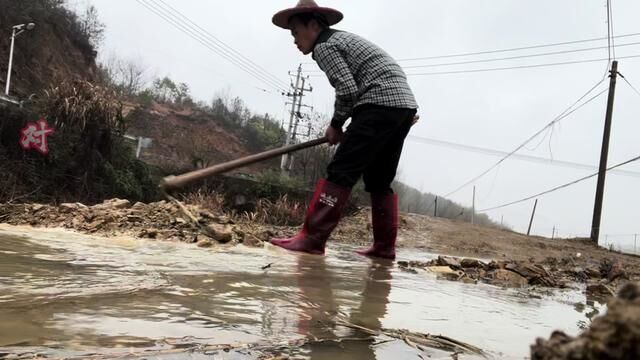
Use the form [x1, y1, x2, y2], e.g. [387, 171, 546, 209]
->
[272, 0, 343, 29]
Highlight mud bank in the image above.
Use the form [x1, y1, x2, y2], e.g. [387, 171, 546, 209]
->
[531, 282, 640, 359]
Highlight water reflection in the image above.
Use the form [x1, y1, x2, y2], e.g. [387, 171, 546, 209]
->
[295, 256, 394, 359]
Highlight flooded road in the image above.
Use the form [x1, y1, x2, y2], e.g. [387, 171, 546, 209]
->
[0, 224, 602, 359]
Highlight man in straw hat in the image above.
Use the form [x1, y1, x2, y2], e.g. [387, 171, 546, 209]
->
[270, 0, 419, 260]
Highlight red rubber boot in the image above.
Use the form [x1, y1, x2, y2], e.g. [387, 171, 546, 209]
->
[357, 193, 398, 260]
[270, 179, 351, 255]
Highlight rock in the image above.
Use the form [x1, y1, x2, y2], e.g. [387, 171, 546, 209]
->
[197, 238, 214, 248]
[139, 228, 158, 239]
[131, 202, 147, 210]
[607, 260, 627, 282]
[127, 215, 143, 223]
[242, 234, 263, 247]
[397, 261, 409, 268]
[256, 230, 275, 241]
[490, 269, 528, 287]
[32, 204, 44, 212]
[460, 277, 478, 284]
[586, 283, 615, 299]
[505, 263, 557, 287]
[426, 266, 460, 274]
[461, 258, 482, 268]
[71, 215, 84, 228]
[86, 219, 105, 232]
[60, 203, 79, 211]
[96, 199, 131, 210]
[198, 210, 217, 220]
[584, 267, 601, 279]
[233, 228, 246, 239]
[436, 256, 461, 269]
[567, 267, 588, 282]
[202, 223, 233, 243]
[173, 217, 188, 225]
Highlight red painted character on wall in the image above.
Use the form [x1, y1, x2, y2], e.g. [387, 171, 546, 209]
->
[19, 119, 54, 155]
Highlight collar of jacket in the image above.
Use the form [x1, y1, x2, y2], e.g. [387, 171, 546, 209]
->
[312, 28, 340, 60]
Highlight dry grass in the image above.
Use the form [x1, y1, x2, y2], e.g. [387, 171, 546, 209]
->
[182, 189, 226, 213]
[250, 195, 305, 226]
[183, 191, 305, 226]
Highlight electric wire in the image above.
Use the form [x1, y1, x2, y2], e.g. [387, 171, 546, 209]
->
[137, 0, 288, 93]
[619, 73, 640, 98]
[478, 154, 640, 212]
[442, 80, 609, 198]
[406, 134, 640, 177]
[400, 42, 640, 70]
[153, 0, 290, 90]
[301, 32, 640, 67]
[404, 55, 640, 76]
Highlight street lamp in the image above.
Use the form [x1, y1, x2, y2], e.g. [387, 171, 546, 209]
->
[5, 22, 36, 96]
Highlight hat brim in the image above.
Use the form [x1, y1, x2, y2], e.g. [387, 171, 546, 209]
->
[272, 7, 343, 29]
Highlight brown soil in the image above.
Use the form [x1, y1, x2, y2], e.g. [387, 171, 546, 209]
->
[123, 102, 270, 174]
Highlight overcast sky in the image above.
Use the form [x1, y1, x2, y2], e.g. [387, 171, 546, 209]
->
[77, 0, 640, 249]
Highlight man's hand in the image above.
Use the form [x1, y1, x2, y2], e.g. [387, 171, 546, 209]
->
[412, 114, 420, 126]
[325, 126, 343, 145]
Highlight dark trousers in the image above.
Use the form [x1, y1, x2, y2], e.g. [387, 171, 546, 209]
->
[327, 105, 417, 194]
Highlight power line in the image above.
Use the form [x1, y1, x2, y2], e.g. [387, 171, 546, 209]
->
[307, 54, 640, 77]
[406, 134, 640, 178]
[401, 42, 640, 70]
[141, 0, 288, 92]
[618, 73, 640, 98]
[152, 0, 289, 90]
[301, 32, 640, 68]
[478, 154, 640, 212]
[304, 41, 640, 73]
[442, 79, 609, 198]
[136, 0, 288, 93]
[404, 54, 640, 76]
[397, 33, 640, 62]
[607, 0, 617, 61]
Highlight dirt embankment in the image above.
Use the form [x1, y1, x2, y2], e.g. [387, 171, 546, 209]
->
[123, 102, 260, 173]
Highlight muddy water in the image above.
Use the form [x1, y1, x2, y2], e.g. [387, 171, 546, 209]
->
[0, 224, 603, 359]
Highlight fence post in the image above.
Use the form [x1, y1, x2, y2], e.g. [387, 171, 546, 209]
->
[471, 186, 476, 225]
[434, 196, 438, 217]
[527, 199, 538, 236]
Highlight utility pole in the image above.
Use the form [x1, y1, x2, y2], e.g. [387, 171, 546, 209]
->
[635, 234, 637, 255]
[552, 225, 556, 240]
[591, 60, 618, 244]
[471, 186, 476, 224]
[527, 199, 538, 236]
[287, 76, 313, 173]
[281, 65, 302, 174]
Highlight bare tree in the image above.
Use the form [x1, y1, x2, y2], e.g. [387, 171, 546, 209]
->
[78, 5, 105, 48]
[98, 55, 148, 96]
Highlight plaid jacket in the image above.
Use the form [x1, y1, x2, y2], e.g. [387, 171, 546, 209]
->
[312, 29, 418, 129]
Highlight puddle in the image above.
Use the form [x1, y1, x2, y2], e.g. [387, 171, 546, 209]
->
[0, 224, 603, 359]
